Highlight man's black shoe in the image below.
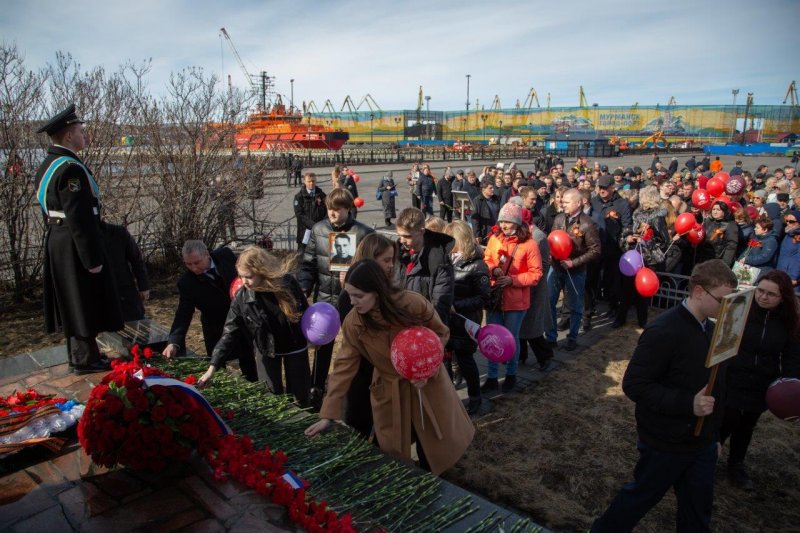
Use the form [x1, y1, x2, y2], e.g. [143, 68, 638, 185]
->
[582, 317, 592, 332]
[728, 465, 754, 491]
[501, 375, 517, 393]
[467, 396, 482, 415]
[538, 357, 553, 371]
[480, 378, 499, 392]
[73, 359, 112, 375]
[561, 339, 578, 351]
[557, 317, 570, 331]
[610, 320, 625, 329]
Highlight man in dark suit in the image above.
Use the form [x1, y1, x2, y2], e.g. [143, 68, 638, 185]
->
[34, 104, 123, 374]
[162, 240, 256, 380]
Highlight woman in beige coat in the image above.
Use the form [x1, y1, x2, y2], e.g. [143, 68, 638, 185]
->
[305, 259, 474, 475]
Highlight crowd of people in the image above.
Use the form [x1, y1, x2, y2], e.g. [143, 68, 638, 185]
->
[33, 103, 798, 532]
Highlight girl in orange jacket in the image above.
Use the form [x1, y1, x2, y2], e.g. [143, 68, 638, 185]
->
[481, 202, 543, 393]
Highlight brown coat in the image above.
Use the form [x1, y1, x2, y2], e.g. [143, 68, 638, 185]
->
[551, 211, 601, 270]
[320, 291, 475, 475]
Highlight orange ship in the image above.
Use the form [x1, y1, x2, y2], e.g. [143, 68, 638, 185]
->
[235, 103, 349, 151]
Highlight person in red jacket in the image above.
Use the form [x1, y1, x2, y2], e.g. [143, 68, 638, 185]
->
[481, 202, 543, 393]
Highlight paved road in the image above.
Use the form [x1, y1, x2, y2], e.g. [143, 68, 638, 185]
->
[262, 152, 793, 233]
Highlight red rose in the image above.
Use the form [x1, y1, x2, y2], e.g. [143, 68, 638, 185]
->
[183, 375, 197, 385]
[151, 405, 168, 422]
[642, 228, 654, 241]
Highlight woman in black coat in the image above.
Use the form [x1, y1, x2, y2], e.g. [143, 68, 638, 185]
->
[197, 246, 311, 406]
[444, 220, 490, 414]
[377, 171, 397, 227]
[720, 270, 800, 490]
[699, 201, 739, 266]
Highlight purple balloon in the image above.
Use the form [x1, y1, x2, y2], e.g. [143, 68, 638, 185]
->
[619, 250, 644, 277]
[300, 302, 341, 345]
[477, 324, 515, 363]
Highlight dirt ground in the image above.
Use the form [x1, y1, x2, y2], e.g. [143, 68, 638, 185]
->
[445, 331, 800, 532]
[4, 274, 800, 532]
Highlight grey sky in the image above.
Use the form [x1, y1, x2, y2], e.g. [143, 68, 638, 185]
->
[3, 0, 798, 110]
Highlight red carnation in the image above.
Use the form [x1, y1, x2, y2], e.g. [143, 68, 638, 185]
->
[183, 375, 197, 385]
[642, 228, 654, 241]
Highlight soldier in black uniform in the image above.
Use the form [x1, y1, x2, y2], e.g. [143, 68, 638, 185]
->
[34, 104, 123, 374]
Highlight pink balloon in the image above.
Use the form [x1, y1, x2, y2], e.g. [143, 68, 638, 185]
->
[390, 327, 443, 381]
[477, 324, 516, 363]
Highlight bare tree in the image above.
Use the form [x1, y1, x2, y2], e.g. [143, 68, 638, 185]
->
[0, 44, 48, 302]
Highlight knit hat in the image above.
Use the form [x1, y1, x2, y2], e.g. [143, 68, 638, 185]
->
[508, 196, 524, 207]
[497, 202, 523, 226]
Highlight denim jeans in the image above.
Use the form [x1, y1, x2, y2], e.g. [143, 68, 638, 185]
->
[546, 266, 586, 342]
[485, 309, 526, 378]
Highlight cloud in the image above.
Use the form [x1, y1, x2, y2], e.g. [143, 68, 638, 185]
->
[1, 0, 798, 110]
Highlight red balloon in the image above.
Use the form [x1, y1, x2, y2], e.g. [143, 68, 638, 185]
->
[229, 277, 243, 301]
[686, 224, 705, 245]
[674, 212, 697, 235]
[725, 175, 745, 195]
[635, 267, 659, 297]
[548, 230, 573, 260]
[697, 175, 709, 190]
[691, 189, 712, 210]
[353, 197, 365, 208]
[353, 174, 361, 183]
[390, 326, 444, 381]
[715, 171, 730, 183]
[706, 177, 725, 197]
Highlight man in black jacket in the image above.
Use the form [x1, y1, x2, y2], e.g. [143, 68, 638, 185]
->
[394, 207, 455, 324]
[590, 175, 632, 321]
[162, 241, 256, 380]
[293, 172, 327, 253]
[592, 259, 738, 533]
[436, 171, 455, 222]
[101, 221, 150, 321]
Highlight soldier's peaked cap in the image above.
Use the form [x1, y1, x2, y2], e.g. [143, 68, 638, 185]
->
[36, 103, 84, 135]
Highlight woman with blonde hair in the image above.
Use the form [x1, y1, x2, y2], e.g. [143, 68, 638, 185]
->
[613, 186, 669, 328]
[444, 220, 490, 413]
[198, 246, 311, 406]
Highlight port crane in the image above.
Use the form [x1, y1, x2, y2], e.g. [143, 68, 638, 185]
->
[784, 80, 798, 126]
[219, 27, 274, 112]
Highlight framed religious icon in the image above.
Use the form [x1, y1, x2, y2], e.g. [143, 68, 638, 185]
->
[705, 286, 755, 367]
[329, 232, 357, 272]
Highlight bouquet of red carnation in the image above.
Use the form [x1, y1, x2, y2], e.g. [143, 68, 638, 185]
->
[78, 353, 218, 471]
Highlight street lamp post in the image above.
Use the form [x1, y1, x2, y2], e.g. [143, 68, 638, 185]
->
[394, 116, 401, 144]
[465, 74, 471, 113]
[498, 120, 503, 145]
[480, 114, 488, 143]
[370, 113, 375, 161]
[425, 96, 431, 140]
[729, 89, 739, 142]
[307, 113, 312, 158]
[290, 79, 294, 113]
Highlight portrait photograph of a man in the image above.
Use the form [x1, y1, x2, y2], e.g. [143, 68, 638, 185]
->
[329, 232, 357, 271]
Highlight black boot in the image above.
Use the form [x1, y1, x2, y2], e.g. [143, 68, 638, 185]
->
[480, 378, 499, 392]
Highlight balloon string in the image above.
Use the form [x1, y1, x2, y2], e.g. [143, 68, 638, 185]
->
[418, 388, 425, 431]
[566, 270, 579, 295]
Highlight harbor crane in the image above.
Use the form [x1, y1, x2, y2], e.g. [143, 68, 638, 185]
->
[784, 80, 798, 126]
[219, 27, 273, 112]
